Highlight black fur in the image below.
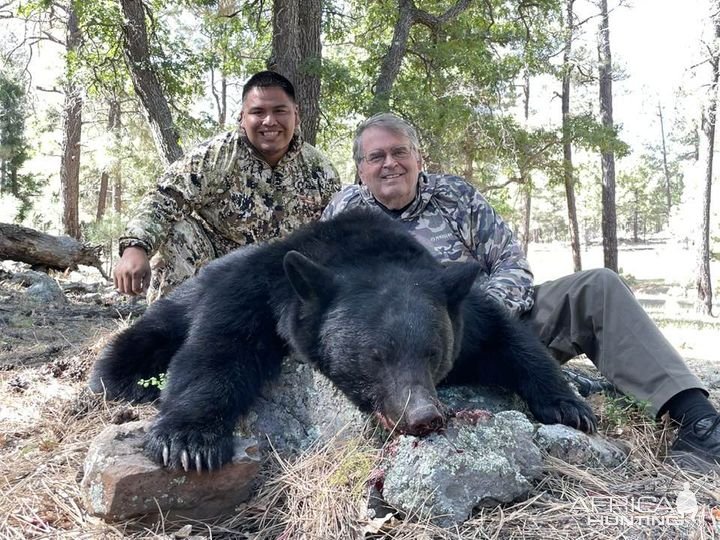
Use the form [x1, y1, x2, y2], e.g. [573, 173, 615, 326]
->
[90, 209, 595, 471]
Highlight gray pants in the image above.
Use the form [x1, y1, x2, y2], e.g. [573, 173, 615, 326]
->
[522, 268, 705, 416]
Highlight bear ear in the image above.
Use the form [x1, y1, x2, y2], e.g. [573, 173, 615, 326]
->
[283, 251, 336, 304]
[441, 262, 480, 306]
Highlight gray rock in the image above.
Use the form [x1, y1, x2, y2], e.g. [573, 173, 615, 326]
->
[534, 424, 627, 467]
[81, 421, 261, 521]
[80, 292, 102, 304]
[10, 270, 51, 286]
[237, 356, 367, 452]
[382, 410, 543, 528]
[438, 385, 529, 415]
[22, 272, 67, 304]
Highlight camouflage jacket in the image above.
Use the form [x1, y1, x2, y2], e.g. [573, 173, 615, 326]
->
[321, 173, 535, 316]
[119, 129, 340, 257]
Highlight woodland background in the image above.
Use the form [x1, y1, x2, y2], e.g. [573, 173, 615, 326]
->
[0, 0, 718, 314]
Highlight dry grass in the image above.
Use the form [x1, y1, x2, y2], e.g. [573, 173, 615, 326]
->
[3, 363, 720, 540]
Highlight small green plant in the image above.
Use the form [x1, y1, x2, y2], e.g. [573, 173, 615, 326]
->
[602, 394, 651, 430]
[137, 373, 168, 390]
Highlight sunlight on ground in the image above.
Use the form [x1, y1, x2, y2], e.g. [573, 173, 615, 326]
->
[527, 241, 718, 287]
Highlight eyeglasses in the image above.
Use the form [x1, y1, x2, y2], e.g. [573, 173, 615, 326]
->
[361, 146, 414, 166]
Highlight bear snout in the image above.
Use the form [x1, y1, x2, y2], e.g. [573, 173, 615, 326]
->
[378, 386, 446, 436]
[404, 402, 445, 435]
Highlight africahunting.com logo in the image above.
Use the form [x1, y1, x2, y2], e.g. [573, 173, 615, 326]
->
[571, 483, 708, 528]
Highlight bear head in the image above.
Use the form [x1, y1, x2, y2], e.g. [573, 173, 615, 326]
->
[282, 250, 479, 435]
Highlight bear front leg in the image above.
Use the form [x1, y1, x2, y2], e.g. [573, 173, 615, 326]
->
[455, 302, 597, 433]
[145, 335, 284, 471]
[492, 325, 597, 433]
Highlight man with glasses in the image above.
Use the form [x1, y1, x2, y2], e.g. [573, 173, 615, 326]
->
[322, 112, 720, 471]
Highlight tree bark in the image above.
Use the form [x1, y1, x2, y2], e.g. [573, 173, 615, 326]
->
[271, 0, 322, 144]
[96, 170, 109, 220]
[370, 0, 472, 113]
[0, 223, 106, 276]
[695, 4, 719, 315]
[113, 173, 123, 214]
[598, 0, 617, 272]
[96, 101, 118, 221]
[562, 0, 582, 272]
[210, 66, 227, 128]
[520, 70, 532, 256]
[60, 4, 82, 240]
[658, 102, 673, 225]
[119, 0, 183, 166]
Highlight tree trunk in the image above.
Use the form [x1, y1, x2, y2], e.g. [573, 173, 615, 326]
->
[0, 223, 106, 276]
[658, 102, 673, 225]
[372, 0, 414, 113]
[119, 0, 183, 166]
[520, 70, 532, 256]
[212, 68, 227, 128]
[113, 173, 122, 214]
[96, 101, 118, 221]
[695, 4, 719, 315]
[96, 170, 109, 220]
[598, 0, 617, 272]
[60, 4, 82, 240]
[370, 0, 472, 113]
[562, 0, 582, 272]
[271, 0, 322, 144]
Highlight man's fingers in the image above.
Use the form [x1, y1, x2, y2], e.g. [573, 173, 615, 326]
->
[132, 272, 145, 295]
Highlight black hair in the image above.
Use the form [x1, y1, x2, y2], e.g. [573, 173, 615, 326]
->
[242, 71, 296, 102]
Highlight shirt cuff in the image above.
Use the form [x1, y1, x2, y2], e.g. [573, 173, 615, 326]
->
[118, 237, 152, 257]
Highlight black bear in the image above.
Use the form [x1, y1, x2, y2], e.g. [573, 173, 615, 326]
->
[90, 209, 595, 471]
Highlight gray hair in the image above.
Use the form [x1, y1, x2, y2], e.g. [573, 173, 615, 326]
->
[352, 112, 421, 166]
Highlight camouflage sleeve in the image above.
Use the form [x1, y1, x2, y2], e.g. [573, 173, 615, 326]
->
[118, 133, 233, 256]
[320, 185, 365, 221]
[466, 188, 535, 317]
[302, 143, 342, 209]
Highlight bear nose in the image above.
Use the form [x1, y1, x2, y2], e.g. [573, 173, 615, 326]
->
[405, 403, 445, 435]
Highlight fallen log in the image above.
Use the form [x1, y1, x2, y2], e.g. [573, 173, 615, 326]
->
[0, 222, 108, 279]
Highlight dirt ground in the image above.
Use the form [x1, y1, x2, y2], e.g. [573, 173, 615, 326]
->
[1, 245, 720, 539]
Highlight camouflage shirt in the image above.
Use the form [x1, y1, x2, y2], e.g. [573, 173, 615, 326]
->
[321, 173, 535, 316]
[119, 128, 340, 257]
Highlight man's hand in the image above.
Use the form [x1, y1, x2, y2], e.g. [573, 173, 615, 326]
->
[114, 246, 151, 295]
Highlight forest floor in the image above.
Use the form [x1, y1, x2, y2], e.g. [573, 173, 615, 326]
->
[1, 240, 720, 539]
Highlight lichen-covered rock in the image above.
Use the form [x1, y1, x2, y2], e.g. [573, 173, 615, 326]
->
[534, 424, 627, 467]
[382, 410, 543, 528]
[438, 385, 529, 415]
[237, 356, 367, 452]
[15, 271, 67, 304]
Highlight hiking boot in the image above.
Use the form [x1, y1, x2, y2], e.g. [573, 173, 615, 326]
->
[669, 415, 720, 472]
[562, 367, 618, 397]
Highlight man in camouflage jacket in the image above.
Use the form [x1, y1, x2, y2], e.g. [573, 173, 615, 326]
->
[114, 71, 340, 302]
[323, 112, 720, 471]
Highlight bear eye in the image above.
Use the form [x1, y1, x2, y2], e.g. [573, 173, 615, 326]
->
[370, 349, 384, 363]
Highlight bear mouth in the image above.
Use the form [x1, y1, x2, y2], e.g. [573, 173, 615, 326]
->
[373, 410, 447, 436]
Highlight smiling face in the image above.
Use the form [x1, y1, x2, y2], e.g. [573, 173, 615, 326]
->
[240, 86, 299, 167]
[357, 126, 422, 209]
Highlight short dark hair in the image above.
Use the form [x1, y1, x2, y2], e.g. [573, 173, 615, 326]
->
[242, 71, 296, 102]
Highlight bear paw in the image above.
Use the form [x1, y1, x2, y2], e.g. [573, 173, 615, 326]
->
[530, 396, 597, 434]
[144, 418, 235, 472]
